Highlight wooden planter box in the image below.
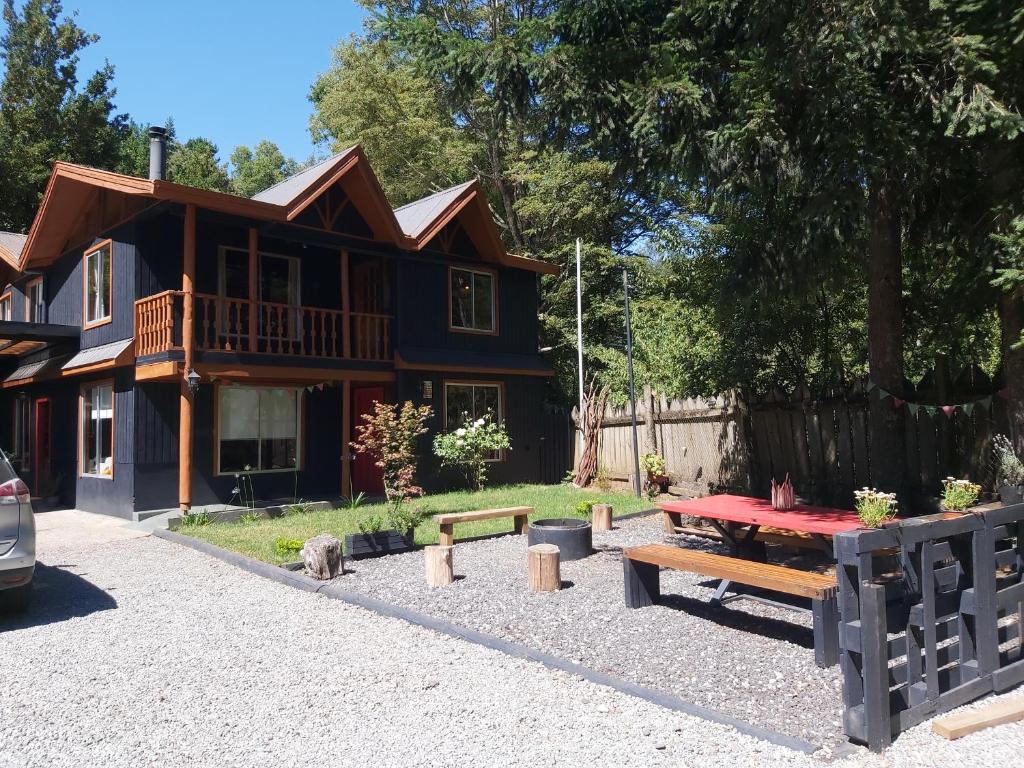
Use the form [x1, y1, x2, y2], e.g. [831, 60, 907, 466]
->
[345, 529, 415, 560]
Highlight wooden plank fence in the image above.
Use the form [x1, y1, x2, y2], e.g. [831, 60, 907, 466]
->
[578, 369, 1013, 503]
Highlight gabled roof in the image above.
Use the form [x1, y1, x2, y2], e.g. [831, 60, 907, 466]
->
[15, 150, 558, 275]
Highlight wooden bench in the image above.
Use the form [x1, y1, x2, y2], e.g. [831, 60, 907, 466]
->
[623, 544, 840, 668]
[434, 506, 533, 547]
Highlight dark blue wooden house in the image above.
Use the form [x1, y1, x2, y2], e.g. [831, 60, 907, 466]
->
[0, 130, 558, 519]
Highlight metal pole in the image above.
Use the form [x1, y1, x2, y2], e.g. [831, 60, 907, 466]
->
[575, 238, 585, 435]
[623, 267, 642, 497]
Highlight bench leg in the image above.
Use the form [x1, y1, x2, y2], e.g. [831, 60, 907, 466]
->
[812, 596, 840, 668]
[438, 524, 454, 548]
[709, 578, 733, 607]
[662, 510, 680, 535]
[623, 558, 660, 608]
[513, 514, 529, 536]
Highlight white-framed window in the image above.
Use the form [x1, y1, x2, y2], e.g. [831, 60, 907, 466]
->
[449, 267, 495, 333]
[0, 292, 11, 321]
[12, 396, 30, 472]
[218, 386, 301, 474]
[84, 241, 112, 327]
[25, 278, 44, 323]
[444, 381, 504, 460]
[81, 383, 114, 478]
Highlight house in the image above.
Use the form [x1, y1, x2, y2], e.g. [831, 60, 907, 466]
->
[0, 128, 559, 519]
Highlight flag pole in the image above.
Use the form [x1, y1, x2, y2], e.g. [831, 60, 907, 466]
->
[576, 238, 586, 438]
[623, 266, 642, 497]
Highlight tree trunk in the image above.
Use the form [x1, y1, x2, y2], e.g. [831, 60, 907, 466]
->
[527, 543, 561, 592]
[643, 384, 658, 455]
[425, 545, 454, 588]
[1000, 287, 1024, 451]
[867, 180, 906, 495]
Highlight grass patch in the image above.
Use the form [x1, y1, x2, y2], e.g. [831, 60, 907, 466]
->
[181, 483, 652, 565]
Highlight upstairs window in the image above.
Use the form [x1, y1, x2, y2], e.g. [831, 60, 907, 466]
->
[84, 241, 112, 327]
[450, 267, 495, 333]
[25, 278, 44, 323]
[0, 292, 11, 321]
[81, 382, 114, 478]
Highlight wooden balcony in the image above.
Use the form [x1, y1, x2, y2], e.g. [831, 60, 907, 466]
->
[134, 291, 391, 362]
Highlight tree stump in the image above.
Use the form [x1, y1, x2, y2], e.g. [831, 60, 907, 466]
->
[302, 534, 343, 580]
[425, 544, 454, 587]
[592, 504, 613, 532]
[528, 543, 561, 592]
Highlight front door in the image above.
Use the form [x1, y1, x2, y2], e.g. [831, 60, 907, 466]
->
[352, 386, 385, 495]
[33, 398, 51, 497]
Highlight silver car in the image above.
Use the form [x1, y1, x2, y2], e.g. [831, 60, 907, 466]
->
[0, 450, 34, 613]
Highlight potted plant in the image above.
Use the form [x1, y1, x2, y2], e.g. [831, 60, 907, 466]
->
[854, 487, 898, 529]
[941, 477, 981, 513]
[990, 434, 1024, 505]
[348, 400, 433, 559]
[640, 453, 669, 498]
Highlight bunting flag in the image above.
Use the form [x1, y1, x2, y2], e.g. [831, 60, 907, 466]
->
[868, 379, 998, 420]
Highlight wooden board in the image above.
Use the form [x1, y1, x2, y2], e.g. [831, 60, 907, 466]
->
[932, 696, 1024, 740]
[624, 544, 837, 600]
[433, 506, 533, 525]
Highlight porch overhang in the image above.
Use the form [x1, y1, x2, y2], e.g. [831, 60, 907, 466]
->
[0, 320, 79, 358]
[395, 348, 554, 377]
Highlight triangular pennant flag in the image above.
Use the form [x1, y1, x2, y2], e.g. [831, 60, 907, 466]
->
[877, 388, 890, 401]
[306, 385, 313, 392]
[963, 402, 975, 416]
[317, 383, 325, 391]
[891, 397, 904, 409]
[925, 405, 938, 417]
[866, 380, 877, 392]
[908, 403, 920, 417]
[942, 405, 956, 417]
[981, 395, 993, 410]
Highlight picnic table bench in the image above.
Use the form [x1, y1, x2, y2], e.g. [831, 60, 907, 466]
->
[434, 506, 533, 547]
[623, 543, 840, 667]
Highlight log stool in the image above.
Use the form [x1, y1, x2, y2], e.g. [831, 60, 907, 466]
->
[592, 503, 613, 532]
[302, 534, 343, 580]
[425, 544, 454, 587]
[528, 543, 561, 592]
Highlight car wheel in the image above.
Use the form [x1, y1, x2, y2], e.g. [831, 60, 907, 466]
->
[1, 581, 32, 613]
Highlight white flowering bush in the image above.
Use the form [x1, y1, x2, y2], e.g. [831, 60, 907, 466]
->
[941, 477, 981, 511]
[433, 413, 511, 491]
[854, 487, 898, 528]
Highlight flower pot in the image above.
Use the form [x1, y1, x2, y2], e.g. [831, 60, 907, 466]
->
[999, 485, 1023, 506]
[345, 529, 415, 560]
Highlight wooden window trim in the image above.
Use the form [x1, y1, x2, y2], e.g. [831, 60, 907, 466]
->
[0, 291, 11, 322]
[24, 276, 43, 323]
[214, 382, 305, 476]
[82, 239, 113, 329]
[448, 265, 499, 336]
[442, 379, 507, 462]
[79, 379, 115, 480]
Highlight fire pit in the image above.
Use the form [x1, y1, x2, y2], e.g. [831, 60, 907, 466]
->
[527, 518, 593, 561]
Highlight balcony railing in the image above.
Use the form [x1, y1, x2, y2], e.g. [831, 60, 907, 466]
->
[134, 291, 391, 362]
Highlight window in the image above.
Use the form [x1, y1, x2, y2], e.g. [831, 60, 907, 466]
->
[12, 397, 29, 472]
[81, 383, 113, 478]
[218, 386, 301, 473]
[25, 278, 44, 323]
[0, 292, 11, 321]
[217, 247, 301, 340]
[444, 381, 504, 460]
[83, 241, 111, 327]
[450, 267, 495, 333]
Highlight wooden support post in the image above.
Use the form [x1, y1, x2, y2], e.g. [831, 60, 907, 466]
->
[178, 203, 196, 512]
[812, 596, 840, 668]
[528, 543, 561, 592]
[438, 523, 454, 548]
[860, 580, 893, 751]
[662, 509, 680, 535]
[341, 379, 351, 498]
[592, 504, 613, 532]
[513, 513, 529, 535]
[425, 545, 454, 587]
[623, 556, 659, 608]
[341, 249, 351, 358]
[247, 228, 258, 352]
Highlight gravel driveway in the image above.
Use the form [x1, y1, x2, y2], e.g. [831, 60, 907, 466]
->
[1, 510, 1020, 767]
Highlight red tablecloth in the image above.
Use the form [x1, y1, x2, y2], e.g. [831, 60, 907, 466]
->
[660, 494, 869, 536]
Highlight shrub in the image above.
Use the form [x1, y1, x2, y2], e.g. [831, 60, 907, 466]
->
[942, 478, 981, 511]
[274, 537, 304, 557]
[854, 488, 898, 528]
[991, 434, 1024, 487]
[388, 506, 426, 536]
[640, 453, 666, 477]
[574, 500, 595, 517]
[433, 413, 511, 491]
[357, 515, 385, 535]
[239, 510, 263, 524]
[351, 400, 433, 516]
[181, 509, 210, 527]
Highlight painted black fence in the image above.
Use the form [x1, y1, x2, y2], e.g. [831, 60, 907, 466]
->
[833, 505, 1024, 750]
[538, 407, 574, 484]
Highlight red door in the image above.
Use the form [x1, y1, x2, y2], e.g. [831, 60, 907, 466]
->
[352, 386, 385, 495]
[33, 398, 51, 497]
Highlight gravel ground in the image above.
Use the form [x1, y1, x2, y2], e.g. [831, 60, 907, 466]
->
[3, 509, 1021, 767]
[337, 513, 848, 749]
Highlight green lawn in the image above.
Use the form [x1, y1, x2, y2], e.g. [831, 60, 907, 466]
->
[181, 483, 652, 565]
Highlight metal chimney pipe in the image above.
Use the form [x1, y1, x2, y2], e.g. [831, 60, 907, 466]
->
[148, 126, 167, 181]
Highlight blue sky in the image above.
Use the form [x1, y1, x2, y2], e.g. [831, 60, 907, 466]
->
[70, 1, 366, 164]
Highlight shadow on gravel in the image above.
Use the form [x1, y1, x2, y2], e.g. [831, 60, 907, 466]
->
[657, 591, 815, 650]
[0, 562, 117, 631]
